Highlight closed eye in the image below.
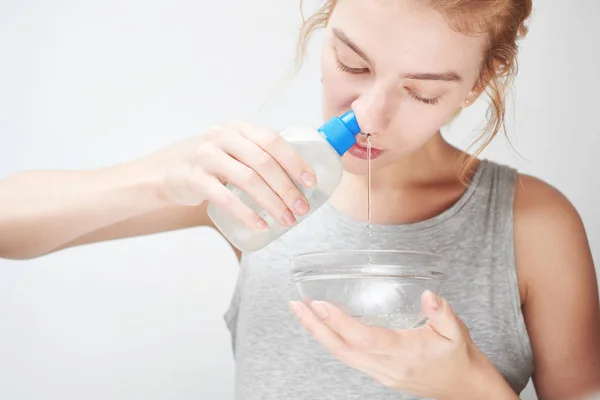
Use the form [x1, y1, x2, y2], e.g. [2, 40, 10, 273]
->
[335, 58, 368, 74]
[336, 57, 440, 105]
[406, 88, 441, 105]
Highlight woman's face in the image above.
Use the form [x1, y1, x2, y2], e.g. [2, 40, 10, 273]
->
[321, 0, 489, 174]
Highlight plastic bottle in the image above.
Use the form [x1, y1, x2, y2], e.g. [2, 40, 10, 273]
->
[207, 110, 361, 252]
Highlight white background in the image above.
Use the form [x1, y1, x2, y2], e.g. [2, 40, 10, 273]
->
[1, 1, 599, 399]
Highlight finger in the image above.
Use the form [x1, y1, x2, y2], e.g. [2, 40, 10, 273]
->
[236, 122, 317, 189]
[205, 148, 296, 228]
[201, 175, 268, 232]
[309, 301, 402, 355]
[222, 133, 310, 219]
[289, 301, 354, 362]
[422, 290, 465, 341]
[290, 301, 397, 382]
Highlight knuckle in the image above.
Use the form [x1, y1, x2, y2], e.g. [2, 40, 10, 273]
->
[280, 182, 301, 202]
[292, 155, 310, 171]
[219, 190, 240, 210]
[239, 166, 261, 186]
[195, 142, 220, 162]
[261, 131, 283, 149]
[203, 127, 222, 142]
[253, 149, 274, 168]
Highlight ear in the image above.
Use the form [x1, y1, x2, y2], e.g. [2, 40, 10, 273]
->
[462, 79, 486, 108]
[462, 92, 477, 108]
[462, 59, 497, 108]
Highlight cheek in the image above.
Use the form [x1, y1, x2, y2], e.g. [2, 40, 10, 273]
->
[385, 105, 454, 149]
[321, 54, 360, 120]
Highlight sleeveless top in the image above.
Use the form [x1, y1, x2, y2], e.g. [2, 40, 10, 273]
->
[224, 159, 534, 400]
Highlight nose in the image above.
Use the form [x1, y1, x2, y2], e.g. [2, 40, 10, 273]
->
[351, 82, 394, 136]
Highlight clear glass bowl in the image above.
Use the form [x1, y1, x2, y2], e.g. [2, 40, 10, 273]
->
[290, 250, 448, 329]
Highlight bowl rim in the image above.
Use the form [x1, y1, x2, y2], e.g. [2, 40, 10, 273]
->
[290, 249, 449, 280]
[290, 249, 446, 261]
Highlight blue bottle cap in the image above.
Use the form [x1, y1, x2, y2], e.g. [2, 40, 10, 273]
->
[318, 110, 361, 156]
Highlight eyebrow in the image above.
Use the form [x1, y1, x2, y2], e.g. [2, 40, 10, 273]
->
[332, 27, 372, 63]
[403, 72, 462, 82]
[331, 27, 463, 83]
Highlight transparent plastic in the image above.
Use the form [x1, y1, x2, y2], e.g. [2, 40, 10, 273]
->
[290, 250, 448, 329]
[207, 126, 346, 252]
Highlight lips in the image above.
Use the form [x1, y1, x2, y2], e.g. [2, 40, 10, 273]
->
[348, 141, 384, 160]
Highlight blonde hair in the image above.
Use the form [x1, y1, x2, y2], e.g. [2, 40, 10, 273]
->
[294, 0, 532, 180]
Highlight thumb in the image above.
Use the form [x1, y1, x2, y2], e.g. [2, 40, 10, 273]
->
[421, 290, 465, 341]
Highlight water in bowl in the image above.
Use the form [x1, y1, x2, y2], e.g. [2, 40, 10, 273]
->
[293, 267, 444, 329]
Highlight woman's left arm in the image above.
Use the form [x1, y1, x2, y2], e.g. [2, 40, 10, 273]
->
[514, 174, 600, 400]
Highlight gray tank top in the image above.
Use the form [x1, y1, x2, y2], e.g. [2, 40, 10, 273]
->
[224, 159, 534, 399]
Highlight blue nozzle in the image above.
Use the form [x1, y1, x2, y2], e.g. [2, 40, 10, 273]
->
[318, 110, 361, 156]
[340, 110, 360, 136]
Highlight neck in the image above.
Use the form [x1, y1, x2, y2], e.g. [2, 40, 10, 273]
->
[329, 132, 478, 224]
[351, 132, 464, 191]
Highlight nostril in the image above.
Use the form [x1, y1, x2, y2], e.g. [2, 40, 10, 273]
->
[361, 131, 379, 137]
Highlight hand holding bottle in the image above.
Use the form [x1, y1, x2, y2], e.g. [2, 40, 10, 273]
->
[206, 110, 361, 252]
[160, 120, 317, 231]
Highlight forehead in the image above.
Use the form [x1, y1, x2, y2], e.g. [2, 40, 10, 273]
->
[328, 0, 488, 75]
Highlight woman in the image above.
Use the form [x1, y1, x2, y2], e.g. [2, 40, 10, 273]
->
[1, 0, 599, 399]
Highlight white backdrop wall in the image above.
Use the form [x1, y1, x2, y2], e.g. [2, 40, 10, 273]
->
[0, 1, 599, 399]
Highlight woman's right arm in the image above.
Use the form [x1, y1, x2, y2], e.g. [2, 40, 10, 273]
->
[0, 121, 315, 260]
[0, 159, 203, 259]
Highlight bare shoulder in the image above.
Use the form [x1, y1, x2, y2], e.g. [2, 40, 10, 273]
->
[513, 173, 583, 229]
[512, 173, 600, 398]
[512, 173, 592, 300]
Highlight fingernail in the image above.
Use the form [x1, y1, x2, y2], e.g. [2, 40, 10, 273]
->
[256, 219, 269, 231]
[290, 301, 303, 317]
[293, 199, 309, 215]
[301, 172, 316, 188]
[283, 210, 296, 226]
[311, 301, 329, 319]
[430, 292, 441, 310]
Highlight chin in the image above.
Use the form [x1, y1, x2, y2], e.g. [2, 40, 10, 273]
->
[340, 154, 392, 175]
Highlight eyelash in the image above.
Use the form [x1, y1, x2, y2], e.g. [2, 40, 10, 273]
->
[335, 58, 441, 106]
[335, 59, 367, 74]
[407, 90, 441, 105]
